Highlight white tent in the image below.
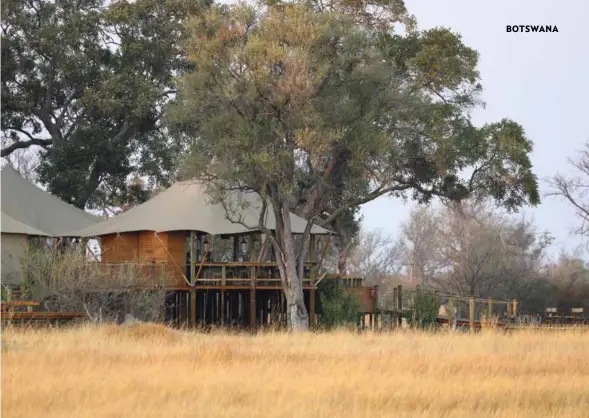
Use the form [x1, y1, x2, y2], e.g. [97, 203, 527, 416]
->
[1, 166, 99, 284]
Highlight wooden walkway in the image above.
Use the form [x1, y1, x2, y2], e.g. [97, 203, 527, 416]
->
[1, 300, 87, 322]
[2, 311, 87, 321]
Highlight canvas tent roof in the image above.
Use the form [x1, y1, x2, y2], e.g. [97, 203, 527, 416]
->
[1, 165, 99, 236]
[68, 180, 331, 237]
[1, 211, 50, 236]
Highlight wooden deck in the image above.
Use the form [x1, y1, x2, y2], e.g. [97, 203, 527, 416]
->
[1, 311, 87, 321]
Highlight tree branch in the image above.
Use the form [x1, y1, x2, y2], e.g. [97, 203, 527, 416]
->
[1, 134, 53, 157]
[318, 183, 413, 226]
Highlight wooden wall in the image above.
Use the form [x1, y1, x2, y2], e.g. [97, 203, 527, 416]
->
[344, 287, 378, 313]
[100, 233, 140, 264]
[165, 231, 188, 286]
[100, 231, 188, 287]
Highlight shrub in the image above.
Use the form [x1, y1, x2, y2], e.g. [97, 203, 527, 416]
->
[317, 280, 361, 329]
[19, 245, 166, 323]
[407, 290, 439, 329]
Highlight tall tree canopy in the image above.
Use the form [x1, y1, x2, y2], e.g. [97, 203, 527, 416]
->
[168, 0, 539, 330]
[1, 0, 209, 209]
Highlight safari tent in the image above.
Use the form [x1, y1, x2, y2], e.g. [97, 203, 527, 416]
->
[68, 180, 370, 328]
[0, 166, 99, 285]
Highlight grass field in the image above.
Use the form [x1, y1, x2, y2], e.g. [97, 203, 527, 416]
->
[2, 324, 589, 418]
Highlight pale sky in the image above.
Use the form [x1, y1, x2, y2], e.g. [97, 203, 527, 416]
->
[361, 0, 589, 259]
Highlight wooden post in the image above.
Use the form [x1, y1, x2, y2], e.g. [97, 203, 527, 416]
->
[249, 288, 256, 328]
[220, 290, 225, 326]
[249, 234, 256, 262]
[249, 234, 256, 329]
[309, 234, 316, 263]
[397, 285, 403, 327]
[487, 297, 493, 321]
[179, 292, 187, 325]
[469, 295, 475, 331]
[189, 231, 197, 327]
[374, 284, 379, 317]
[309, 288, 316, 326]
[6, 288, 12, 302]
[233, 236, 239, 261]
[190, 289, 196, 327]
[512, 299, 518, 318]
[448, 296, 455, 329]
[392, 286, 398, 311]
[190, 232, 196, 283]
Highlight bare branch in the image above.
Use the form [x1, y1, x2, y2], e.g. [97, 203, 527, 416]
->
[1, 135, 53, 157]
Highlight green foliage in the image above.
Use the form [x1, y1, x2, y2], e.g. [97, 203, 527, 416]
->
[407, 291, 439, 329]
[1, 0, 209, 209]
[170, 1, 539, 227]
[317, 280, 362, 329]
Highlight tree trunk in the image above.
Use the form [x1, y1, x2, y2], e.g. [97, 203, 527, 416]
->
[274, 204, 309, 331]
[335, 235, 351, 276]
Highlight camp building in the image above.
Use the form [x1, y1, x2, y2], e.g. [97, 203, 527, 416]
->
[0, 166, 99, 286]
[71, 180, 374, 328]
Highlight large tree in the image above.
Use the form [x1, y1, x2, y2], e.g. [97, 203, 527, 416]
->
[1, 0, 209, 209]
[168, 1, 539, 330]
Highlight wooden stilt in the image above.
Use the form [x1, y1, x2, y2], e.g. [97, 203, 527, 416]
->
[249, 288, 256, 328]
[190, 289, 196, 327]
[249, 233, 256, 329]
[469, 295, 475, 331]
[309, 288, 316, 326]
[233, 236, 239, 261]
[397, 285, 403, 327]
[221, 290, 225, 326]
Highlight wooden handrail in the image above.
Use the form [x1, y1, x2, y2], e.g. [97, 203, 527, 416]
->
[194, 251, 209, 284]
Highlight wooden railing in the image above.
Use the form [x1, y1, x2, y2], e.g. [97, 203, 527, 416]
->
[96, 262, 364, 289]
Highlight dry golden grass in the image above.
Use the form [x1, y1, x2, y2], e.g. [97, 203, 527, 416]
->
[2, 324, 589, 418]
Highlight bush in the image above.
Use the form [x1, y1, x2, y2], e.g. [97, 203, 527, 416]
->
[407, 290, 439, 329]
[317, 280, 361, 329]
[19, 245, 166, 323]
